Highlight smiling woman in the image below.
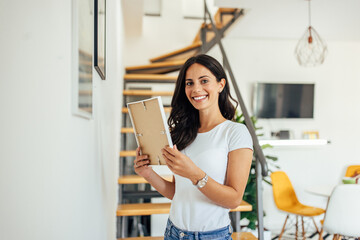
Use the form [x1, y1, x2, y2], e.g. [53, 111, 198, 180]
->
[133, 54, 253, 240]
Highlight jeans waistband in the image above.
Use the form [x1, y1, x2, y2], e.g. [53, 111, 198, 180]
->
[166, 218, 232, 238]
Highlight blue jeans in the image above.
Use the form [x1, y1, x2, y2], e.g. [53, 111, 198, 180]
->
[164, 218, 233, 240]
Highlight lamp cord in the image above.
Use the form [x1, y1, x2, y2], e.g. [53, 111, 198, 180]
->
[308, 0, 312, 27]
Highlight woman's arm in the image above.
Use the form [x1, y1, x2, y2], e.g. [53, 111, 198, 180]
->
[134, 147, 175, 200]
[162, 146, 252, 209]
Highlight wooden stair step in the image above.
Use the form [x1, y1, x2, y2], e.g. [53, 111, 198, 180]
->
[118, 175, 173, 184]
[214, 8, 238, 29]
[218, 8, 238, 13]
[192, 23, 216, 44]
[121, 128, 134, 134]
[193, 8, 244, 44]
[117, 203, 170, 216]
[124, 74, 177, 83]
[120, 150, 136, 157]
[123, 90, 173, 97]
[150, 42, 202, 63]
[125, 60, 186, 74]
[118, 232, 257, 240]
[117, 201, 252, 216]
[121, 107, 171, 114]
[218, 9, 245, 37]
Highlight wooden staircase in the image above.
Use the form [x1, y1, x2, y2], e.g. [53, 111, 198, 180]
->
[118, 7, 253, 239]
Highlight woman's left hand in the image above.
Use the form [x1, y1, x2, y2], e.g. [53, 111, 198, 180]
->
[162, 145, 203, 184]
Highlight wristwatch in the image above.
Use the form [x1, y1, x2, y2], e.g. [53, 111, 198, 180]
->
[195, 174, 208, 189]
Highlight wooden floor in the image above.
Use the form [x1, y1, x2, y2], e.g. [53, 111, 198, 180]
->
[118, 232, 257, 240]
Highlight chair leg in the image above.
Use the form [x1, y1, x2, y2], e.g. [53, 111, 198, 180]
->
[318, 227, 324, 240]
[296, 216, 299, 240]
[302, 217, 306, 240]
[333, 234, 339, 240]
[278, 215, 289, 240]
[312, 217, 320, 234]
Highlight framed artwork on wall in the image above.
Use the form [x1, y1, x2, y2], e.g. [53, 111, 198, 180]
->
[94, 0, 106, 80]
[72, 0, 94, 118]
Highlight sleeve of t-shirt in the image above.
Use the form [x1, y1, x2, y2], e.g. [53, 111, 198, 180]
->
[228, 123, 254, 152]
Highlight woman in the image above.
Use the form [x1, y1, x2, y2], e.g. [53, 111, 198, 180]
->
[134, 54, 253, 240]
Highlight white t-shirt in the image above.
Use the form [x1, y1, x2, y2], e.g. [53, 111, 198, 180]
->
[169, 120, 253, 231]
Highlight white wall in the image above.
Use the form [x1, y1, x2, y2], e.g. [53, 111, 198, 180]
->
[0, 1, 123, 240]
[219, 39, 360, 230]
[122, 0, 360, 234]
[123, 0, 201, 67]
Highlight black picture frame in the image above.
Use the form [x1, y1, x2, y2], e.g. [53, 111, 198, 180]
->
[94, 0, 106, 80]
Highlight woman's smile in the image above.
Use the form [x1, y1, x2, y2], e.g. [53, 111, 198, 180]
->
[192, 95, 208, 102]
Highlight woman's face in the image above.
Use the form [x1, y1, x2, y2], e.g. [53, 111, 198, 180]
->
[184, 63, 225, 112]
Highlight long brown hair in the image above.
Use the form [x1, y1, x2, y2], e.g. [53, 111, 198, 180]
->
[168, 54, 238, 150]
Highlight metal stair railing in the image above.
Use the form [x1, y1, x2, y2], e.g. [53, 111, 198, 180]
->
[202, 1, 269, 239]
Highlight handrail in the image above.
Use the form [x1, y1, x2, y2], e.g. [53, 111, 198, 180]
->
[202, 2, 268, 239]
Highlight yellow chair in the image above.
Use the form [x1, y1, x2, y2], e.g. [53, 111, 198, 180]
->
[345, 165, 360, 177]
[271, 171, 325, 240]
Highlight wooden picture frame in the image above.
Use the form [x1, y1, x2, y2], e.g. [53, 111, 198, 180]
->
[94, 0, 106, 80]
[71, 0, 94, 118]
[127, 97, 173, 165]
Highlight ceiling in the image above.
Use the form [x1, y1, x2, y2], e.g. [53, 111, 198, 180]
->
[214, 0, 360, 41]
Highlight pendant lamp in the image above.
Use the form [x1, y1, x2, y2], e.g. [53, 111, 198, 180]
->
[295, 0, 327, 67]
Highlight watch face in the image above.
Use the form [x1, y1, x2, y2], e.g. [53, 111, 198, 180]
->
[198, 180, 206, 188]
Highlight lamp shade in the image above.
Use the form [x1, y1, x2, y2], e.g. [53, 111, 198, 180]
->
[295, 26, 328, 67]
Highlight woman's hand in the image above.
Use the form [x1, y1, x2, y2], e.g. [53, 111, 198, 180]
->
[134, 147, 153, 178]
[133, 147, 175, 200]
[162, 145, 204, 184]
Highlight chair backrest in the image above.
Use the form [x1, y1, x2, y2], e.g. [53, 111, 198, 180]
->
[323, 184, 360, 237]
[345, 165, 360, 177]
[270, 171, 300, 211]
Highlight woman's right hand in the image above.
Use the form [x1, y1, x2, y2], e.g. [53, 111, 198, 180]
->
[134, 147, 152, 178]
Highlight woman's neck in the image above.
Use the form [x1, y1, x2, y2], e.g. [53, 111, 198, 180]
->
[198, 108, 226, 133]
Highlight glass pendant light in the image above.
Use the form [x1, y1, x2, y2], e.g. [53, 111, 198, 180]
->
[295, 0, 327, 67]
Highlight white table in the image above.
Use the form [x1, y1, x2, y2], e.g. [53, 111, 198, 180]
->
[305, 185, 337, 239]
[305, 185, 336, 197]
